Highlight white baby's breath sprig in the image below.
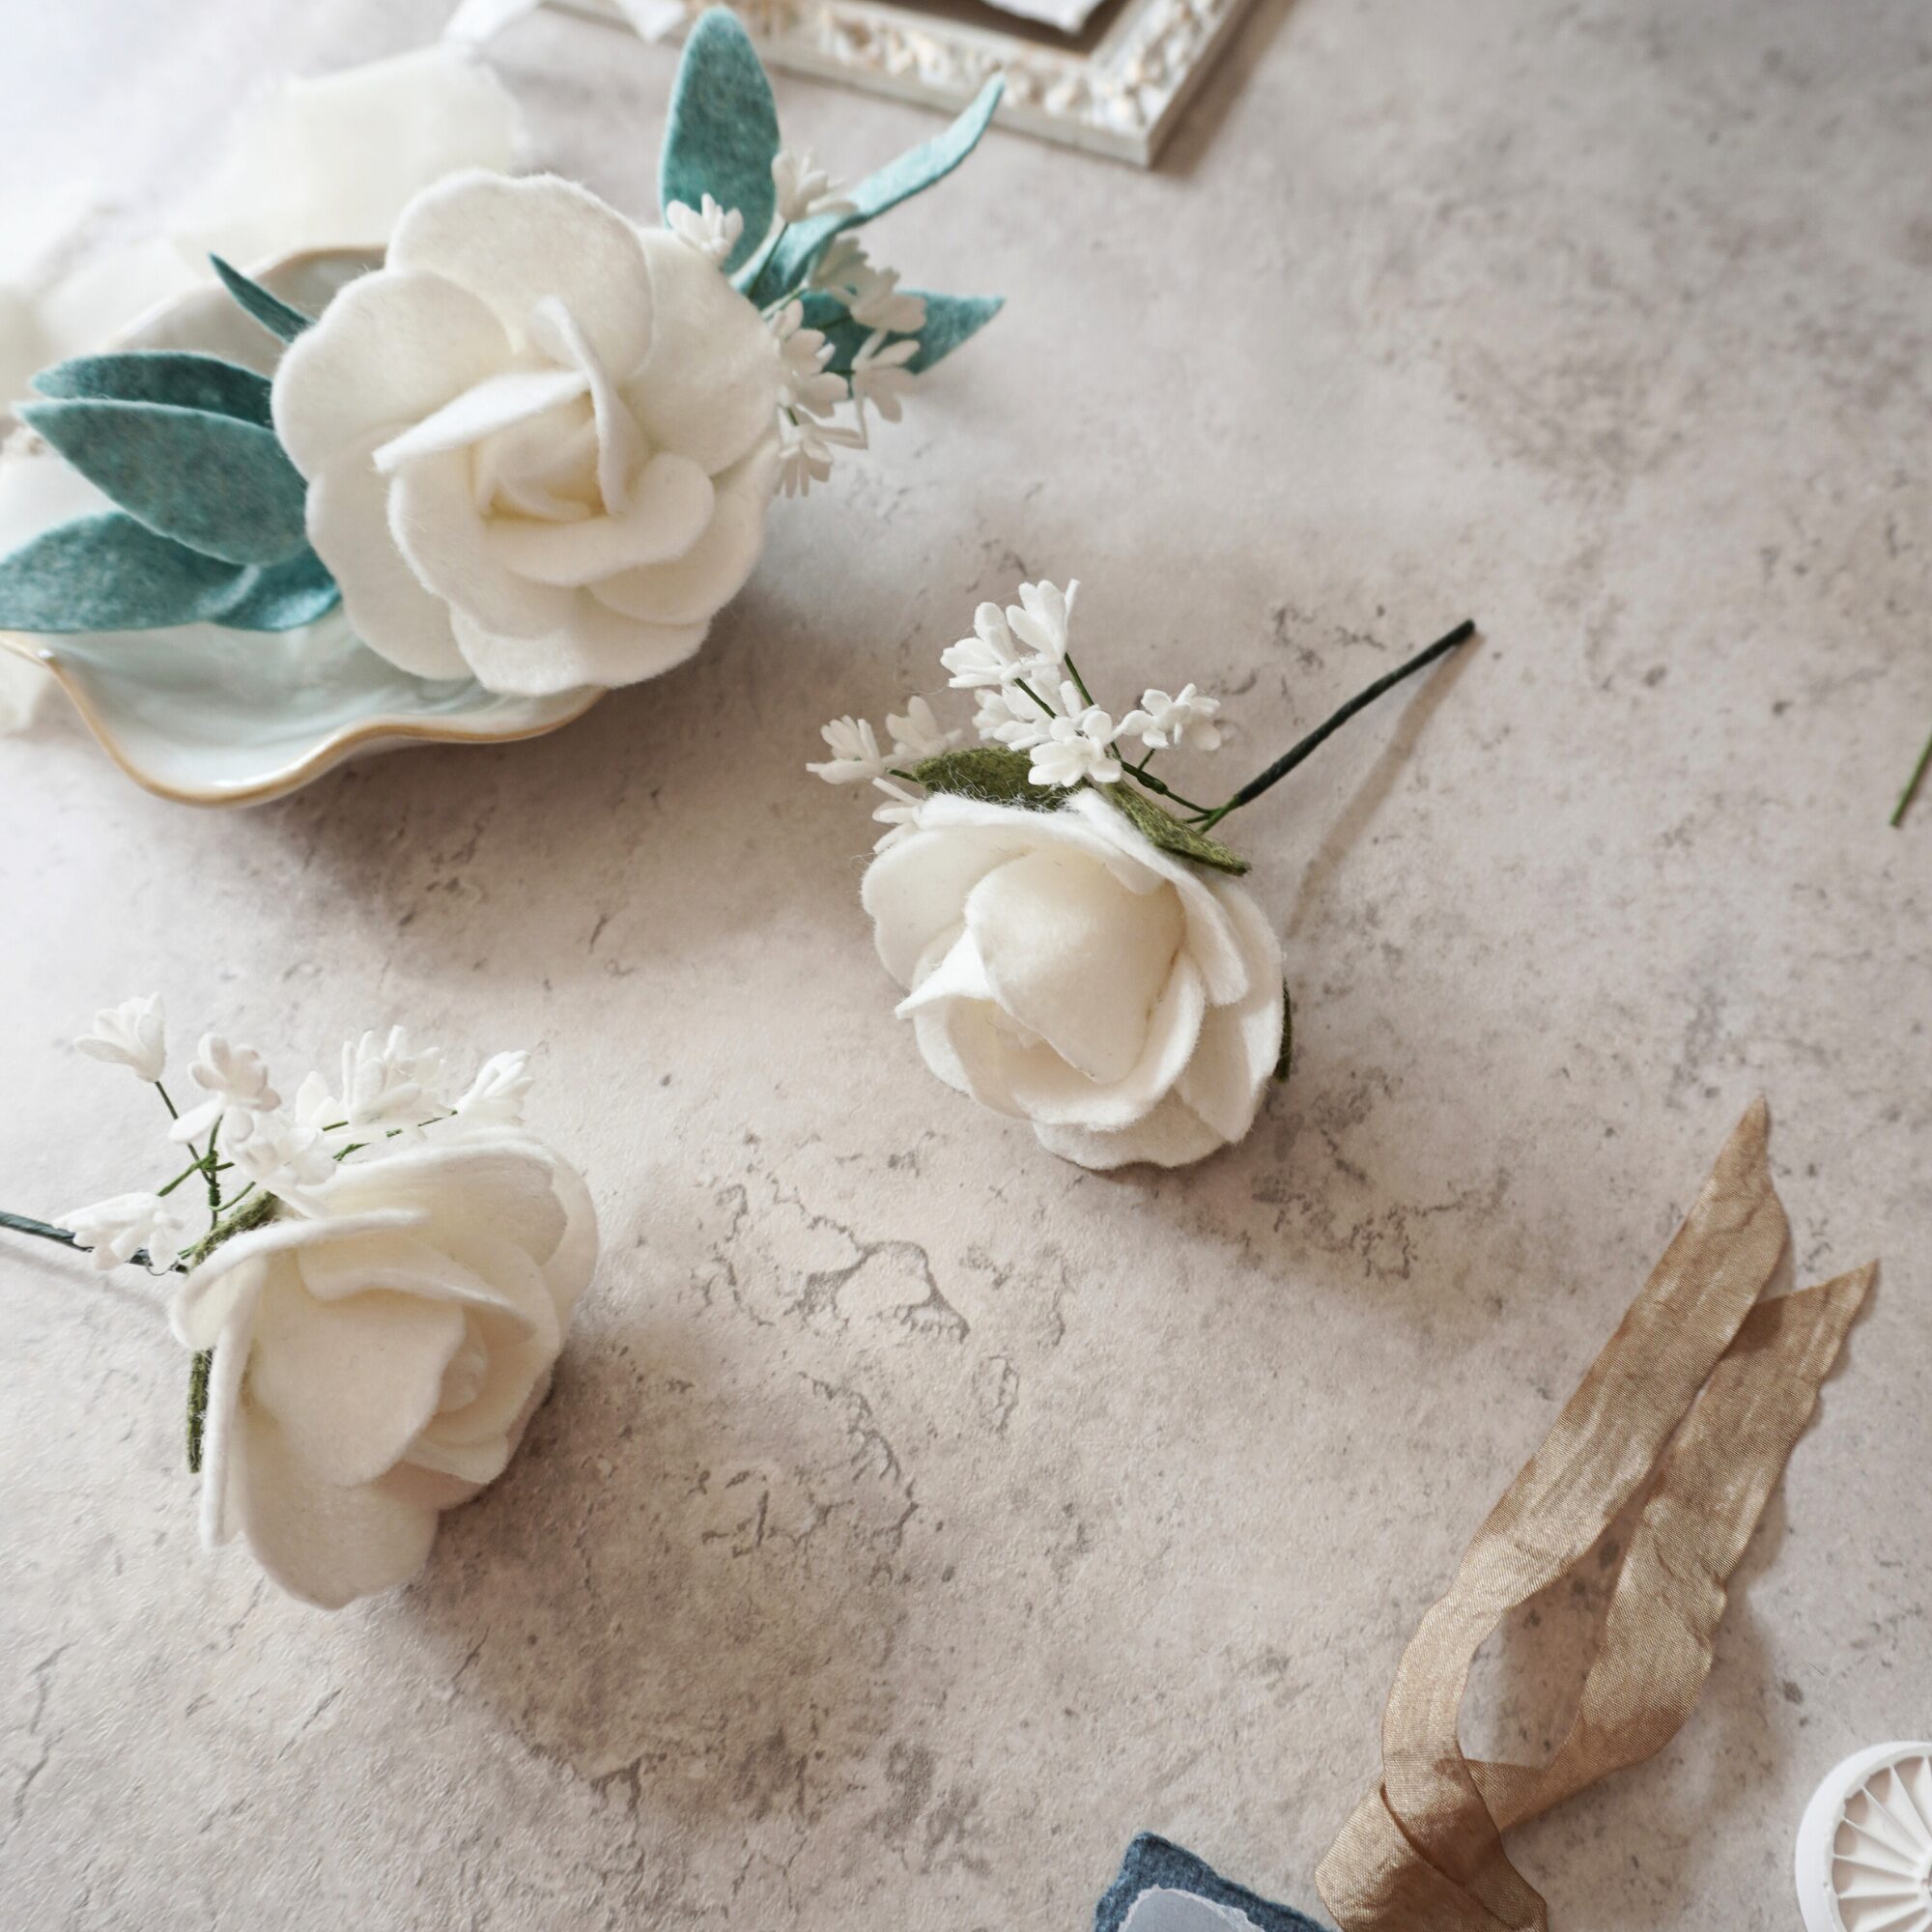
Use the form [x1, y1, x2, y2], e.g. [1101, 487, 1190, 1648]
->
[170, 1036, 279, 1144]
[73, 995, 168, 1085]
[772, 149, 855, 223]
[666, 193, 744, 265]
[868, 777, 925, 851]
[1007, 579, 1078, 668]
[845, 267, 926, 336]
[887, 696, 961, 761]
[849, 330, 919, 429]
[941, 603, 1028, 690]
[1122, 683, 1224, 753]
[808, 715, 889, 784]
[56, 1193, 186, 1273]
[1029, 708, 1123, 788]
[771, 301, 848, 420]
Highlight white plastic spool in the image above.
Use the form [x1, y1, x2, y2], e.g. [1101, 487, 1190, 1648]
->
[1796, 1743, 1932, 1932]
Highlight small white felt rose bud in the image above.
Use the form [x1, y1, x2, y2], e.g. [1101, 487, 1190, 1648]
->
[860, 791, 1284, 1169]
[170, 1131, 598, 1608]
[73, 994, 167, 1083]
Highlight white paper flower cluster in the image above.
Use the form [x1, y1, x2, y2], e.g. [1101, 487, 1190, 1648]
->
[810, 578, 1227, 840]
[810, 582, 1287, 1172]
[60, 997, 597, 1609]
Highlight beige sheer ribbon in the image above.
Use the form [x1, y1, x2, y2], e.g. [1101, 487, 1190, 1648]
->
[1316, 1098, 1873, 1932]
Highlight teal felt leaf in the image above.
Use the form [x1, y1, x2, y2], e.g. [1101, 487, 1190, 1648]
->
[0, 513, 338, 634]
[210, 255, 313, 344]
[796, 293, 1004, 377]
[20, 398, 310, 566]
[32, 352, 273, 428]
[911, 744, 1063, 810]
[660, 9, 780, 278]
[757, 76, 1004, 299]
[1103, 781, 1251, 875]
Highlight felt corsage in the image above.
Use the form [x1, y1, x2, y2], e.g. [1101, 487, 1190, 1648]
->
[0, 11, 1004, 698]
[3, 998, 598, 1609]
[812, 582, 1471, 1169]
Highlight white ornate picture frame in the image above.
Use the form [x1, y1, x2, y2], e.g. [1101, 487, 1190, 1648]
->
[558, 0, 1260, 165]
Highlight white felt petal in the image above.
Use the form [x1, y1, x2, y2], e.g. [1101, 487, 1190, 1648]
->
[485, 451, 713, 584]
[171, 44, 525, 266]
[1033, 1091, 1227, 1171]
[589, 436, 778, 625]
[965, 848, 1184, 1084]
[401, 1428, 514, 1488]
[631, 229, 781, 472]
[861, 827, 1021, 988]
[540, 1153, 600, 1326]
[272, 269, 511, 475]
[999, 954, 1207, 1130]
[450, 601, 708, 696]
[1062, 791, 1252, 1005]
[294, 1229, 534, 1328]
[914, 792, 1172, 899]
[917, 995, 1029, 1120]
[895, 925, 997, 1018]
[324, 1139, 567, 1264]
[388, 451, 576, 639]
[1175, 880, 1285, 1142]
[230, 1403, 440, 1609]
[389, 172, 654, 375]
[247, 1283, 466, 1489]
[171, 1207, 427, 1350]
[307, 435, 468, 679]
[197, 1278, 262, 1551]
[372, 366, 588, 471]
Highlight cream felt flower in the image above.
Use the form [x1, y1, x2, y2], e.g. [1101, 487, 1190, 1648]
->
[170, 1133, 598, 1608]
[271, 170, 783, 696]
[861, 791, 1285, 1170]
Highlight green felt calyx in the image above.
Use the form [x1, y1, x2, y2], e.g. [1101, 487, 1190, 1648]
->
[0, 274, 337, 637]
[910, 745, 1252, 875]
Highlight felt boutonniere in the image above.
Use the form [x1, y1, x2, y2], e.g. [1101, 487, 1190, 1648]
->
[2, 998, 597, 1609]
[811, 582, 1471, 1169]
[0, 10, 1004, 698]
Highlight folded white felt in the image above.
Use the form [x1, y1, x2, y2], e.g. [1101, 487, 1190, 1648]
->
[172, 1132, 598, 1610]
[862, 790, 1284, 1170]
[273, 171, 782, 696]
[0, 45, 523, 425]
[1121, 1891, 1264, 1932]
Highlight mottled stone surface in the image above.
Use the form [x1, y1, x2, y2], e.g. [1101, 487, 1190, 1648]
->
[2, 3, 1927, 1928]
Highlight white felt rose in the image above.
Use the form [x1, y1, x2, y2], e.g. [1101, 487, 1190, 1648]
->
[862, 790, 1285, 1170]
[170, 1133, 597, 1609]
[271, 170, 782, 696]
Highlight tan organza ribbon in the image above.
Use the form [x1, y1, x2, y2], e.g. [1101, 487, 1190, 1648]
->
[1316, 1098, 1873, 1932]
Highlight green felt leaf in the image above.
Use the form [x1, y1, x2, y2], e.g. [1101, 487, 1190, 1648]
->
[757, 76, 1004, 299]
[911, 744, 1064, 811]
[21, 398, 309, 566]
[32, 351, 274, 427]
[1103, 781, 1251, 875]
[796, 292, 1004, 378]
[211, 255, 313, 344]
[0, 512, 338, 634]
[660, 9, 780, 278]
[1274, 983, 1293, 1082]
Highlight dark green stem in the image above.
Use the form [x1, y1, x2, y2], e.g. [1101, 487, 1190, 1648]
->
[1196, 619, 1475, 830]
[0, 1208, 78, 1249]
[1891, 723, 1932, 828]
[1123, 760, 1212, 814]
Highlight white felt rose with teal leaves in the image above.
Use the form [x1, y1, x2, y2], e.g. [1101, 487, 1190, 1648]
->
[0, 11, 1005, 703]
[270, 167, 784, 694]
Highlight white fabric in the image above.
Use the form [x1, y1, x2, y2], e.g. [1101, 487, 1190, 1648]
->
[0, 44, 523, 422]
[273, 172, 782, 697]
[864, 792, 1285, 1171]
[172, 1132, 598, 1610]
[1120, 1889, 1264, 1932]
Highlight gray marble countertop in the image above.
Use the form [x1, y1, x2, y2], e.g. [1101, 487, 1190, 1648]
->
[2, 2, 1926, 1927]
